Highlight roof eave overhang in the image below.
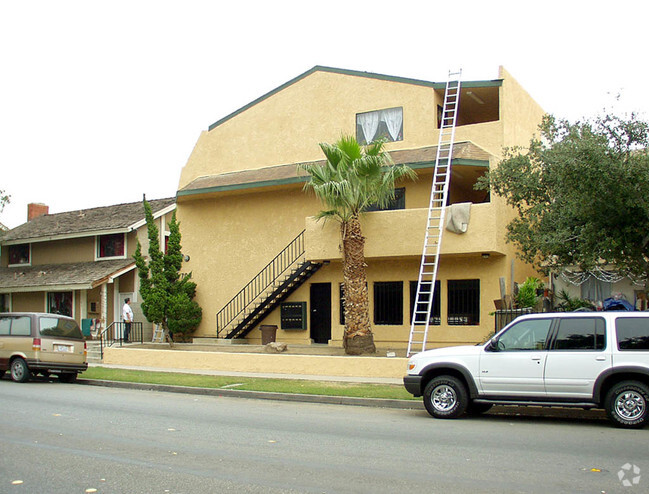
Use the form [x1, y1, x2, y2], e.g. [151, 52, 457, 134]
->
[1, 227, 131, 246]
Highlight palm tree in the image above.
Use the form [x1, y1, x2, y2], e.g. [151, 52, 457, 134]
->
[299, 135, 416, 354]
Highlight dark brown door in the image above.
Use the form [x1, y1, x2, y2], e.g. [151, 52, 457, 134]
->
[310, 283, 331, 344]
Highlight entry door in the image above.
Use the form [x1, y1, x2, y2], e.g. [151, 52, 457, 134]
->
[310, 283, 331, 344]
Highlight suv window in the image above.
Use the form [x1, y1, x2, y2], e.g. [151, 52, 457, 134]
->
[616, 317, 649, 350]
[497, 318, 552, 351]
[0, 316, 32, 336]
[553, 317, 606, 351]
[39, 317, 83, 339]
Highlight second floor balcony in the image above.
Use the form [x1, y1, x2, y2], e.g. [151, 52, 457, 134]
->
[305, 201, 507, 261]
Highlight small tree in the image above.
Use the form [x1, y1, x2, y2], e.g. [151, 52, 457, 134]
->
[134, 199, 202, 344]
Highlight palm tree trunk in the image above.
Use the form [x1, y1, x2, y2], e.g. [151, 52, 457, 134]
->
[341, 214, 376, 355]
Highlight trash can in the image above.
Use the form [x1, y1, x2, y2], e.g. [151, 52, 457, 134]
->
[260, 324, 277, 345]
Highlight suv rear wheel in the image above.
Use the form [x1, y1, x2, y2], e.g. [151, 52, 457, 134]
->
[605, 381, 649, 429]
[423, 376, 468, 419]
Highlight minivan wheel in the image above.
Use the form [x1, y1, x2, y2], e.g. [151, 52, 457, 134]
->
[605, 381, 649, 429]
[58, 373, 77, 383]
[10, 358, 31, 383]
[423, 376, 468, 419]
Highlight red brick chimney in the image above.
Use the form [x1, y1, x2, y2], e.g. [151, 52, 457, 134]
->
[28, 203, 49, 221]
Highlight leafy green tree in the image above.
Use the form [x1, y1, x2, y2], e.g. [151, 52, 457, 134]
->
[134, 199, 202, 344]
[299, 136, 416, 354]
[479, 113, 649, 284]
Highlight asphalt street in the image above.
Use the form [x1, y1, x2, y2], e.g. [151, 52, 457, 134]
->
[0, 379, 647, 494]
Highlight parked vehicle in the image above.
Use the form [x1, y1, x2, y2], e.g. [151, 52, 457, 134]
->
[404, 312, 649, 428]
[0, 312, 87, 383]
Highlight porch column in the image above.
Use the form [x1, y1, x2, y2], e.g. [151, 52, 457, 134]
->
[100, 283, 107, 336]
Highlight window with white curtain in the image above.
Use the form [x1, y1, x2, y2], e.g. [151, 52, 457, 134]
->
[356, 107, 403, 144]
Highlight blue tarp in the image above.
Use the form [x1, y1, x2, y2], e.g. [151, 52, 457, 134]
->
[603, 297, 635, 311]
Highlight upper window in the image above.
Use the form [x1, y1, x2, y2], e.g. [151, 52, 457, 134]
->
[447, 279, 480, 326]
[616, 317, 649, 351]
[552, 317, 606, 351]
[374, 281, 403, 325]
[366, 188, 406, 212]
[8, 244, 30, 265]
[97, 233, 125, 259]
[356, 107, 403, 145]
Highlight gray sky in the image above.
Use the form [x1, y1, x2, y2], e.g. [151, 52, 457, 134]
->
[1, 0, 646, 229]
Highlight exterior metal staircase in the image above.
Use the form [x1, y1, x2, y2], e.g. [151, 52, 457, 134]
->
[408, 69, 462, 356]
[216, 230, 322, 340]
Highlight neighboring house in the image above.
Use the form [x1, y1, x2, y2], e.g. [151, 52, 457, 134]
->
[0, 199, 176, 339]
[176, 65, 545, 349]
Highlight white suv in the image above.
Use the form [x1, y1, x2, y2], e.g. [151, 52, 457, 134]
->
[404, 312, 649, 428]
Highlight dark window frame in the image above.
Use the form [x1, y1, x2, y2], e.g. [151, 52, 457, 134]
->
[551, 317, 606, 351]
[366, 187, 406, 212]
[97, 233, 125, 259]
[447, 279, 480, 326]
[616, 317, 649, 351]
[409, 280, 441, 325]
[8, 244, 30, 265]
[373, 281, 403, 325]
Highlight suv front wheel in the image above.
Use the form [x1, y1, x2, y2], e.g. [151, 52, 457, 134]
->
[605, 381, 649, 429]
[423, 376, 468, 419]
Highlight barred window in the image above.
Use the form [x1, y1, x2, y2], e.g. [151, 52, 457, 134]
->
[447, 279, 480, 325]
[410, 280, 441, 325]
[374, 282, 403, 325]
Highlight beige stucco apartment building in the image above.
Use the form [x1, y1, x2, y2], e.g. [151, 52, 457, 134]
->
[176, 66, 545, 350]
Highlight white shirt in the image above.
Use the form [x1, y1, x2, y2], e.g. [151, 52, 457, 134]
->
[122, 303, 134, 323]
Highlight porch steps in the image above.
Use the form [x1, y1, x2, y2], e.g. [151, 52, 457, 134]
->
[86, 340, 103, 363]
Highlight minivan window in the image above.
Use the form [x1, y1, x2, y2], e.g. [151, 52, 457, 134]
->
[616, 317, 649, 350]
[553, 317, 606, 351]
[0, 317, 10, 335]
[11, 316, 32, 336]
[39, 317, 83, 339]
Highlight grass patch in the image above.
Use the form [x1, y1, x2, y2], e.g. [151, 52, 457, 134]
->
[81, 367, 416, 400]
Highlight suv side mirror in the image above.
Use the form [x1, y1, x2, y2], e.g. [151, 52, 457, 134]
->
[486, 337, 500, 352]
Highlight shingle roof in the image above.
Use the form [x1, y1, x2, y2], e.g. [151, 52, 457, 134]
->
[0, 198, 175, 243]
[177, 142, 493, 197]
[0, 259, 135, 292]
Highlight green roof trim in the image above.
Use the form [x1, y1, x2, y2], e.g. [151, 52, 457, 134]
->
[207, 66, 503, 131]
[177, 176, 307, 197]
[176, 158, 490, 198]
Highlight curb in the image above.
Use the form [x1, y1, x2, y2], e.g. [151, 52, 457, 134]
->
[77, 379, 425, 410]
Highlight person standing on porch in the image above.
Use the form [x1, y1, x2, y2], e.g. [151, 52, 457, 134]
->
[122, 298, 133, 343]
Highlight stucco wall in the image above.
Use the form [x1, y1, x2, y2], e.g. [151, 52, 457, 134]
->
[103, 347, 407, 379]
[176, 67, 547, 347]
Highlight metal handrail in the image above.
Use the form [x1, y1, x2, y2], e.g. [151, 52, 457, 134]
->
[99, 321, 143, 358]
[216, 230, 306, 337]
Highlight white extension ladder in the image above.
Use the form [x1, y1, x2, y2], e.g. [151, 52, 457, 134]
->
[407, 70, 462, 356]
[152, 324, 164, 343]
